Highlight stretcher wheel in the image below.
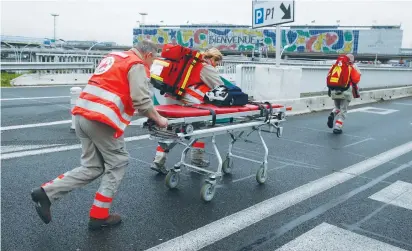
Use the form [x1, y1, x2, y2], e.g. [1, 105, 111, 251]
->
[165, 171, 180, 189]
[200, 183, 216, 202]
[256, 166, 267, 184]
[222, 157, 233, 174]
[184, 124, 194, 134]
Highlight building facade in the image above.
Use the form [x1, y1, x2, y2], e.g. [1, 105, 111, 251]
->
[133, 25, 403, 55]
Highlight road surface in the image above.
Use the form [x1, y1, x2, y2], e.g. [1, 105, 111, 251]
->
[1, 86, 412, 251]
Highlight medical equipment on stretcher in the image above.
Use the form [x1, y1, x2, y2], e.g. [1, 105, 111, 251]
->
[142, 102, 292, 202]
[150, 44, 203, 99]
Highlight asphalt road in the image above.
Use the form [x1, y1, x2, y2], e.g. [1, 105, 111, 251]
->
[1, 86, 412, 251]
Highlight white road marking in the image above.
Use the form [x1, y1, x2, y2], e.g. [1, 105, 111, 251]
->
[276, 137, 328, 149]
[146, 140, 412, 251]
[1, 144, 64, 154]
[275, 222, 406, 251]
[0, 144, 82, 160]
[129, 156, 152, 165]
[342, 138, 373, 148]
[394, 102, 412, 106]
[291, 126, 369, 139]
[348, 106, 375, 113]
[125, 135, 150, 142]
[0, 134, 150, 160]
[1, 118, 144, 131]
[231, 164, 289, 183]
[369, 180, 412, 211]
[129, 117, 147, 126]
[1, 120, 71, 131]
[0, 96, 70, 101]
[348, 106, 398, 115]
[234, 147, 321, 169]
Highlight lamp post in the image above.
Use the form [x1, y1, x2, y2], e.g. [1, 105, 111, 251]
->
[85, 42, 105, 67]
[3, 42, 19, 62]
[139, 12, 147, 41]
[139, 12, 148, 25]
[19, 43, 36, 62]
[51, 13, 59, 42]
[280, 44, 291, 60]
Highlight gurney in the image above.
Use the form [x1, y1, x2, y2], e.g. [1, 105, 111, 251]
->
[142, 102, 292, 202]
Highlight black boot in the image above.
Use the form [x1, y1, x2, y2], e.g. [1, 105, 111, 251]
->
[150, 163, 168, 175]
[88, 213, 122, 230]
[31, 187, 52, 224]
[327, 112, 334, 129]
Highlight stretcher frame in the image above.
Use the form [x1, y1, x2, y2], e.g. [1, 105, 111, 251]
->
[143, 104, 288, 202]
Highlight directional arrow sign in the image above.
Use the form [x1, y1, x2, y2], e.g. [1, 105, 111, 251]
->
[280, 2, 291, 19]
[252, 0, 295, 28]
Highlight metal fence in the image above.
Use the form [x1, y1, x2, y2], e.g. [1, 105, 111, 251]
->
[0, 62, 95, 74]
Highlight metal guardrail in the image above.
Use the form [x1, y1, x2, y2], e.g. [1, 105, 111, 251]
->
[234, 64, 412, 95]
[217, 59, 412, 75]
[0, 47, 110, 55]
[0, 62, 95, 71]
[400, 48, 412, 54]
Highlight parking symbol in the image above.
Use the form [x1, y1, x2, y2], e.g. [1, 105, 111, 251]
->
[255, 8, 264, 24]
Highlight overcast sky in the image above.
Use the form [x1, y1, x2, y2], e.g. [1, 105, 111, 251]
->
[1, 0, 412, 48]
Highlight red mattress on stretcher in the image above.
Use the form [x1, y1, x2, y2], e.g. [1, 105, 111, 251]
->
[155, 103, 292, 118]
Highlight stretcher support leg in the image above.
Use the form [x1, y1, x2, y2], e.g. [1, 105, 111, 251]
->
[211, 135, 222, 180]
[179, 138, 197, 167]
[257, 128, 269, 184]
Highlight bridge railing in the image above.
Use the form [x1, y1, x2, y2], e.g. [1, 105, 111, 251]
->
[217, 59, 412, 75]
[2, 61, 412, 91]
[0, 62, 95, 74]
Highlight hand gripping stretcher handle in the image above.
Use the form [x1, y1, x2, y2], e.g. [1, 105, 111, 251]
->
[143, 119, 173, 133]
[143, 119, 156, 130]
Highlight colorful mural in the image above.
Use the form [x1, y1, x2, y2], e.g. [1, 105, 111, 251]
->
[133, 27, 359, 54]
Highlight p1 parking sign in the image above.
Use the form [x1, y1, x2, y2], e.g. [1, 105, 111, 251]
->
[254, 8, 264, 25]
[252, 0, 295, 28]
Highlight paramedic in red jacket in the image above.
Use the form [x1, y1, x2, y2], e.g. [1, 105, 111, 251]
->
[327, 53, 361, 134]
[151, 48, 224, 174]
[30, 40, 168, 230]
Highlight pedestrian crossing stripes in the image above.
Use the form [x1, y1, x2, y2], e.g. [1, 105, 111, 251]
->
[369, 180, 412, 211]
[275, 222, 407, 251]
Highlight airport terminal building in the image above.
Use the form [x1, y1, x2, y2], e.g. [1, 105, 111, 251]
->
[133, 24, 404, 56]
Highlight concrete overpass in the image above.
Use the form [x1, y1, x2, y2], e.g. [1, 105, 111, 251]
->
[223, 51, 412, 62]
[2, 44, 411, 65]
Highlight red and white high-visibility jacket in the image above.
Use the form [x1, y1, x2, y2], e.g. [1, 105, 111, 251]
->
[72, 51, 149, 138]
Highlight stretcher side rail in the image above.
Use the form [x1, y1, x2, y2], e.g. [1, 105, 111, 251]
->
[155, 106, 287, 126]
[142, 103, 289, 202]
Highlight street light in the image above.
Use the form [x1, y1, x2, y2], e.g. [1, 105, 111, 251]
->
[2, 42, 19, 62]
[19, 43, 37, 62]
[51, 13, 59, 42]
[281, 44, 292, 60]
[139, 12, 148, 25]
[85, 42, 105, 63]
